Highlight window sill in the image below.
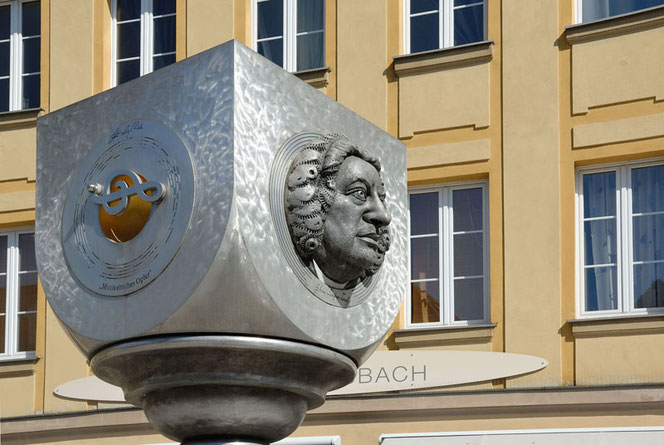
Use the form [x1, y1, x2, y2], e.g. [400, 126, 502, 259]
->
[0, 108, 44, 128]
[565, 5, 664, 44]
[393, 41, 493, 77]
[569, 314, 664, 338]
[0, 354, 39, 376]
[294, 66, 330, 89]
[393, 324, 496, 348]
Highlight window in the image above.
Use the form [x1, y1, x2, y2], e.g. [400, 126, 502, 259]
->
[254, 0, 325, 72]
[577, 160, 664, 317]
[111, 0, 176, 86]
[405, 0, 486, 54]
[577, 0, 664, 23]
[0, 230, 37, 359]
[408, 183, 489, 327]
[0, 0, 40, 112]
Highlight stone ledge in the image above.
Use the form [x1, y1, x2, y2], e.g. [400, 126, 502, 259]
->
[294, 66, 330, 89]
[566, 5, 664, 44]
[569, 314, 664, 338]
[0, 355, 39, 376]
[0, 108, 43, 128]
[394, 41, 493, 76]
[393, 324, 495, 349]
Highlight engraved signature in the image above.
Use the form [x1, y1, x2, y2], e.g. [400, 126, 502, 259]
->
[107, 121, 144, 143]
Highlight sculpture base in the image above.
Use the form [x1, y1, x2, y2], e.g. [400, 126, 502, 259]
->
[90, 335, 357, 444]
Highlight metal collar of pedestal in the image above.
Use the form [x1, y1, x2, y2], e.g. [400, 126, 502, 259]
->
[36, 41, 407, 445]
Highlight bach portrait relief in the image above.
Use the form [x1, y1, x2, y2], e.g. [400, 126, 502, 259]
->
[285, 134, 391, 290]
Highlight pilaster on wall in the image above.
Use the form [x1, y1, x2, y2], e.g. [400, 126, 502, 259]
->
[502, 0, 562, 387]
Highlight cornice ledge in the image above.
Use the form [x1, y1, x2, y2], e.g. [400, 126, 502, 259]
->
[393, 324, 496, 348]
[565, 5, 664, 44]
[569, 314, 664, 338]
[393, 41, 493, 77]
[294, 66, 330, 89]
[0, 108, 43, 128]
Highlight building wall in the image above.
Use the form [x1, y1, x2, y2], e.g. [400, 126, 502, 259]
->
[2, 0, 664, 441]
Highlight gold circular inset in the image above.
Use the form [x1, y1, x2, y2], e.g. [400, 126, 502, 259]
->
[99, 174, 153, 243]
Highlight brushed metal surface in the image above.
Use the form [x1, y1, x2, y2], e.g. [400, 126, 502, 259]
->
[36, 41, 407, 364]
[91, 335, 356, 444]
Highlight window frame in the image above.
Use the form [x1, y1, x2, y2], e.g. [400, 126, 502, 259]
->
[407, 181, 490, 329]
[0, 0, 40, 112]
[576, 158, 664, 318]
[251, 0, 326, 73]
[574, 0, 664, 24]
[403, 0, 488, 55]
[110, 0, 176, 87]
[0, 227, 37, 360]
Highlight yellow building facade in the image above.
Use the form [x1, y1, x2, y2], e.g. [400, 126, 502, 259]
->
[2, 0, 664, 444]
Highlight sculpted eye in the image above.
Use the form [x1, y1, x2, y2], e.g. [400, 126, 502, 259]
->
[349, 189, 367, 201]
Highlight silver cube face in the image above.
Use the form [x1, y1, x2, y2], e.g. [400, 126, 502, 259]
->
[36, 41, 407, 364]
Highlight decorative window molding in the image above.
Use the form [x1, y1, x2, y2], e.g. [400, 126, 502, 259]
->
[394, 40, 493, 77]
[404, 0, 486, 55]
[252, 0, 325, 73]
[0, 228, 37, 360]
[0, 0, 40, 112]
[408, 181, 490, 328]
[576, 159, 664, 318]
[110, 0, 176, 86]
[575, 0, 664, 24]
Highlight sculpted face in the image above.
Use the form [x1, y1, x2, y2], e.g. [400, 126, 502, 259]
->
[313, 156, 391, 284]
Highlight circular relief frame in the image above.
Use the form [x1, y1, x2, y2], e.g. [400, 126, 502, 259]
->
[269, 133, 385, 308]
[61, 120, 195, 297]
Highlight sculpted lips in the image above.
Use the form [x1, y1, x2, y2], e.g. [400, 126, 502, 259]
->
[357, 231, 382, 250]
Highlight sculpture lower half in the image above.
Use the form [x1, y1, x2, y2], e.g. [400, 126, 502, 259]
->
[90, 335, 357, 444]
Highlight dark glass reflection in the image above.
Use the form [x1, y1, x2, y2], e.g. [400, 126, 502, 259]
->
[411, 0, 438, 14]
[258, 38, 283, 68]
[153, 0, 176, 16]
[117, 21, 140, 59]
[22, 2, 40, 37]
[411, 236, 439, 280]
[117, 0, 141, 22]
[410, 12, 439, 53]
[117, 59, 140, 84]
[0, 6, 10, 40]
[583, 171, 616, 218]
[585, 266, 618, 311]
[583, 0, 663, 22]
[0, 78, 8, 112]
[154, 15, 176, 54]
[297, 0, 324, 32]
[410, 192, 438, 236]
[632, 165, 664, 214]
[634, 263, 664, 308]
[0, 42, 8, 77]
[296, 32, 324, 71]
[22, 37, 40, 73]
[411, 281, 440, 323]
[454, 277, 483, 321]
[154, 53, 175, 70]
[257, 0, 283, 39]
[453, 187, 482, 232]
[454, 4, 483, 46]
[21, 74, 39, 109]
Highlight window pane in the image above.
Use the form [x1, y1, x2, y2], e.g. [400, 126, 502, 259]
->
[0, 78, 8, 112]
[585, 266, 618, 311]
[584, 219, 617, 265]
[411, 281, 440, 323]
[0, 41, 9, 76]
[411, 236, 439, 280]
[0, 6, 9, 40]
[583, 171, 616, 218]
[117, 0, 141, 22]
[297, 0, 324, 32]
[19, 272, 37, 312]
[22, 1, 40, 37]
[117, 21, 140, 59]
[23, 37, 40, 73]
[454, 4, 483, 46]
[583, 0, 663, 22]
[0, 275, 5, 313]
[455, 0, 482, 5]
[117, 59, 140, 84]
[0, 315, 4, 354]
[154, 15, 175, 54]
[410, 192, 438, 236]
[22, 74, 40, 109]
[454, 232, 483, 277]
[296, 32, 324, 71]
[632, 165, 664, 214]
[454, 277, 483, 321]
[19, 233, 36, 271]
[411, 0, 438, 14]
[153, 0, 176, 16]
[153, 53, 175, 71]
[410, 13, 439, 53]
[0, 236, 6, 273]
[633, 214, 664, 262]
[258, 38, 283, 68]
[634, 263, 664, 309]
[257, 0, 283, 39]
[18, 312, 36, 352]
[453, 187, 482, 232]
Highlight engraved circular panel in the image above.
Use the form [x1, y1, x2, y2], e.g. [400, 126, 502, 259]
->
[62, 120, 194, 296]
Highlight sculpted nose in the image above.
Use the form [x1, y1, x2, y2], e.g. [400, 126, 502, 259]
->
[365, 196, 391, 228]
